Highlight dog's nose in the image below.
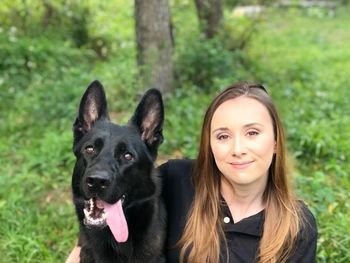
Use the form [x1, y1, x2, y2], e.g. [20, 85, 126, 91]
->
[86, 171, 111, 189]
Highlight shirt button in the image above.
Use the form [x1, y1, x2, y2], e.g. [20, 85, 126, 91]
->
[224, 216, 231, 224]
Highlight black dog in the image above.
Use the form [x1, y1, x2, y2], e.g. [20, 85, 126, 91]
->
[71, 81, 166, 262]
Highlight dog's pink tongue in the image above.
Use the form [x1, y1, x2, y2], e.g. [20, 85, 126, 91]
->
[103, 200, 128, 243]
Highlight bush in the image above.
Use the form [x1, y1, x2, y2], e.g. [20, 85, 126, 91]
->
[176, 36, 251, 89]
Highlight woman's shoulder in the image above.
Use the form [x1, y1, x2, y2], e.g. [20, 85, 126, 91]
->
[158, 159, 195, 200]
[298, 201, 317, 236]
[158, 159, 195, 179]
[288, 201, 318, 262]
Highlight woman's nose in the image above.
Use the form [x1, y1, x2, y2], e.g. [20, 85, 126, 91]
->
[231, 136, 246, 156]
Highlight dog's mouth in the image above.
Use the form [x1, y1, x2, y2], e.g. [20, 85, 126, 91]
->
[83, 195, 125, 227]
[83, 198, 108, 227]
[83, 195, 128, 243]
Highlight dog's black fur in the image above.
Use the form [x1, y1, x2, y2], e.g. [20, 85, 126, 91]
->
[71, 80, 166, 263]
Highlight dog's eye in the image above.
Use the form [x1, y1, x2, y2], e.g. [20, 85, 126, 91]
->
[123, 152, 134, 161]
[84, 146, 95, 155]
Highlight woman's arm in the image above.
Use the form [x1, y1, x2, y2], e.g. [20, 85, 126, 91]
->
[289, 203, 318, 262]
[289, 230, 317, 262]
[65, 246, 81, 263]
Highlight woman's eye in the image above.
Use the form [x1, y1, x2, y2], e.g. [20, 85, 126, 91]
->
[84, 145, 95, 155]
[217, 134, 229, 140]
[123, 152, 134, 161]
[247, 131, 259, 136]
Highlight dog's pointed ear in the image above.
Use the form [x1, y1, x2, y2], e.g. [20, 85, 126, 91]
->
[129, 89, 164, 159]
[73, 80, 109, 142]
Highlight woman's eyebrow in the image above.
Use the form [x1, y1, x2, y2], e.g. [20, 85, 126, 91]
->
[243, 122, 264, 128]
[211, 127, 229, 134]
[211, 123, 265, 134]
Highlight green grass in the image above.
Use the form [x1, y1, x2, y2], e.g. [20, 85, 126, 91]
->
[0, 2, 349, 262]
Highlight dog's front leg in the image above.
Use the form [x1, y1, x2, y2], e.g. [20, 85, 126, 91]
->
[79, 245, 95, 263]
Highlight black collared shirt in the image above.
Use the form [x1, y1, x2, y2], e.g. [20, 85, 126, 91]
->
[160, 159, 317, 263]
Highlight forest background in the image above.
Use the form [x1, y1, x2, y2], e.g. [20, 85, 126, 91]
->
[0, 0, 349, 262]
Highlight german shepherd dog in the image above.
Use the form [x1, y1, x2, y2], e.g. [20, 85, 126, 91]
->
[71, 81, 166, 262]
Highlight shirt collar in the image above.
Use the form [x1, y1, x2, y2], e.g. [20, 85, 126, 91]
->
[220, 198, 264, 237]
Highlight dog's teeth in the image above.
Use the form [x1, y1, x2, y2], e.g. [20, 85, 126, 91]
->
[84, 208, 89, 217]
[90, 199, 94, 211]
[84, 208, 107, 227]
[84, 209, 93, 220]
[83, 198, 108, 227]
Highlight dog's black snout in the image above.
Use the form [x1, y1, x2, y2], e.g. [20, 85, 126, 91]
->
[86, 171, 111, 189]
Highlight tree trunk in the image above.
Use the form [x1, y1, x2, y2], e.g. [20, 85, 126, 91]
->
[134, 0, 174, 94]
[195, 0, 223, 38]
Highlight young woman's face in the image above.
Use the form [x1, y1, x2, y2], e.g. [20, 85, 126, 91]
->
[210, 96, 276, 187]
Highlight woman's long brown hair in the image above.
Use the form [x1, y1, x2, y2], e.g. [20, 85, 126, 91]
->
[178, 82, 304, 263]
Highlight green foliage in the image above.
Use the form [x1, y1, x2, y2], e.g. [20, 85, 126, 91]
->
[173, 3, 257, 89]
[248, 9, 350, 166]
[0, 0, 135, 58]
[176, 37, 244, 89]
[223, 14, 260, 51]
[0, 0, 89, 46]
[162, 86, 210, 158]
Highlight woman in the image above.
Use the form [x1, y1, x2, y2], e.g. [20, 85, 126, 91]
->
[161, 82, 317, 262]
[67, 82, 317, 262]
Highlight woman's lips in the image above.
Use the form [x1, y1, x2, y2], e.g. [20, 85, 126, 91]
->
[230, 161, 254, 169]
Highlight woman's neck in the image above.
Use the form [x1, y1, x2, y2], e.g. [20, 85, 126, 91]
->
[220, 176, 266, 223]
